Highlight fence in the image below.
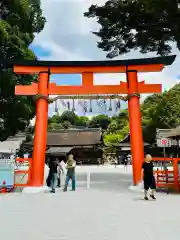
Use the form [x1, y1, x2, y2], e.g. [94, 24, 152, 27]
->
[152, 157, 180, 192]
[14, 158, 32, 188]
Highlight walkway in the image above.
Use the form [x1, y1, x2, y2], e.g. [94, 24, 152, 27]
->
[0, 166, 179, 240]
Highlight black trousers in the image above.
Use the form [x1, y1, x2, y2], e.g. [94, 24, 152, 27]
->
[144, 176, 156, 191]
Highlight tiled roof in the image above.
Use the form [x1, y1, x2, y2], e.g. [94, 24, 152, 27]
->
[166, 126, 180, 138]
[26, 128, 102, 146]
[46, 147, 73, 155]
[0, 134, 26, 153]
[156, 129, 174, 139]
[0, 141, 22, 153]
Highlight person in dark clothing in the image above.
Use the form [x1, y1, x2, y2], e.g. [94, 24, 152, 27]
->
[142, 154, 156, 200]
[63, 154, 76, 192]
[123, 154, 128, 168]
[49, 159, 59, 193]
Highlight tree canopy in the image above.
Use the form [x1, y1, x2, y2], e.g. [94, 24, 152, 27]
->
[48, 111, 110, 130]
[88, 114, 110, 130]
[141, 84, 180, 143]
[84, 0, 180, 58]
[0, 0, 45, 140]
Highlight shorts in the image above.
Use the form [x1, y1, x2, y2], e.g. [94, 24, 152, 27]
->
[144, 176, 156, 191]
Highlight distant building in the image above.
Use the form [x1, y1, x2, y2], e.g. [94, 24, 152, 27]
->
[156, 128, 180, 157]
[105, 133, 152, 159]
[24, 128, 103, 164]
[0, 133, 26, 159]
[166, 126, 180, 139]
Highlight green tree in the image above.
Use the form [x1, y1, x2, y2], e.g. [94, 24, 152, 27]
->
[48, 111, 89, 128]
[48, 115, 62, 125]
[75, 116, 89, 127]
[88, 114, 110, 130]
[107, 120, 119, 133]
[48, 122, 64, 131]
[84, 0, 180, 58]
[0, 0, 45, 140]
[104, 132, 123, 144]
[58, 111, 79, 125]
[141, 84, 180, 143]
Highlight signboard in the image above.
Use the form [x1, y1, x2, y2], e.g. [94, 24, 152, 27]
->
[157, 138, 180, 147]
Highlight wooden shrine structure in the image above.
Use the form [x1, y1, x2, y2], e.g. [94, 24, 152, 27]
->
[24, 128, 103, 164]
[12, 55, 175, 187]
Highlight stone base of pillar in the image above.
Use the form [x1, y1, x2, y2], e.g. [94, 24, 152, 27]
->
[129, 182, 144, 192]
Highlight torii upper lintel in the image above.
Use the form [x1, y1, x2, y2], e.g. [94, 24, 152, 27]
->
[13, 55, 176, 74]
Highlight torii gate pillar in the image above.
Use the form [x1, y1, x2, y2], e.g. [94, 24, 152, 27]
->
[31, 72, 49, 186]
[127, 70, 144, 185]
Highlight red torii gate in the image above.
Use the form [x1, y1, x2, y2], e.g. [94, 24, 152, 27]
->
[14, 55, 175, 187]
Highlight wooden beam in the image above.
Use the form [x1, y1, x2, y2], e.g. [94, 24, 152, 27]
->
[15, 81, 162, 96]
[15, 83, 38, 95]
[82, 72, 93, 86]
[138, 82, 162, 93]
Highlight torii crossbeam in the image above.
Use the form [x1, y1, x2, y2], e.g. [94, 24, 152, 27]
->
[13, 55, 176, 187]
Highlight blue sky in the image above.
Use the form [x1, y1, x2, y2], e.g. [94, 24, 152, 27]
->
[30, 44, 51, 58]
[31, 44, 82, 86]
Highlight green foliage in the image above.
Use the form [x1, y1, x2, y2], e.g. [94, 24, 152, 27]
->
[88, 114, 110, 130]
[104, 84, 180, 145]
[0, 0, 45, 140]
[76, 116, 89, 126]
[84, 0, 180, 58]
[104, 133, 123, 144]
[48, 122, 64, 131]
[59, 111, 78, 125]
[48, 111, 89, 129]
[104, 109, 129, 144]
[141, 84, 180, 143]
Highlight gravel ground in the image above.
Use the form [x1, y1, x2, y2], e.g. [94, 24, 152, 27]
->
[0, 165, 180, 240]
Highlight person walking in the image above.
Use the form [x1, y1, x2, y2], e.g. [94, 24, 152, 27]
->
[142, 154, 156, 200]
[56, 158, 64, 188]
[63, 154, 76, 192]
[49, 158, 59, 193]
[57, 161, 61, 188]
[124, 154, 128, 172]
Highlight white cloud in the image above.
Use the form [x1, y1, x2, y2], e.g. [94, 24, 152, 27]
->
[33, 0, 180, 116]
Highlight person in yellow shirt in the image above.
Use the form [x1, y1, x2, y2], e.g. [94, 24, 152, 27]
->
[63, 154, 76, 192]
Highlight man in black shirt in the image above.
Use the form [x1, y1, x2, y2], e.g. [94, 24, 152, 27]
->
[49, 159, 59, 193]
[142, 154, 156, 200]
